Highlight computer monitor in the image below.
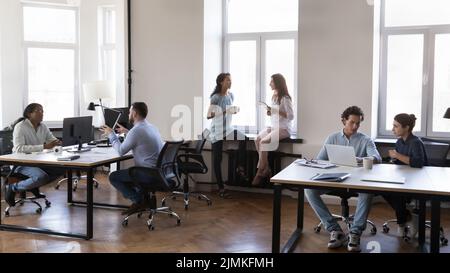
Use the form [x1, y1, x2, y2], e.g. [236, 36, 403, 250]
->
[62, 116, 93, 148]
[104, 108, 122, 129]
[112, 107, 132, 129]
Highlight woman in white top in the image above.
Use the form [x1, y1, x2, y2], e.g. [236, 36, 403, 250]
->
[252, 73, 294, 186]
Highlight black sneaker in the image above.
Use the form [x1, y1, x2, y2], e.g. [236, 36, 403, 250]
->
[218, 189, 232, 199]
[29, 188, 45, 198]
[5, 184, 16, 207]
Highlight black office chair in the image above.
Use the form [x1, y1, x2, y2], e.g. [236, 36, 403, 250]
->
[121, 140, 183, 230]
[0, 130, 51, 217]
[162, 130, 212, 210]
[313, 191, 378, 235]
[382, 138, 449, 245]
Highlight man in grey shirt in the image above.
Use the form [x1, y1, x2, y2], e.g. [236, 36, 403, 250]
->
[305, 106, 381, 252]
[101, 102, 163, 215]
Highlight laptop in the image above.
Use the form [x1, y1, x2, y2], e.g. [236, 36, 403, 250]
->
[325, 144, 361, 167]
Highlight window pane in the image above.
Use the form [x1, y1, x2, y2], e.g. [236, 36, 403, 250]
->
[227, 0, 298, 33]
[432, 34, 450, 133]
[229, 41, 257, 127]
[385, 35, 423, 131]
[101, 49, 116, 82]
[264, 39, 295, 127]
[28, 48, 75, 121]
[23, 6, 76, 43]
[385, 0, 450, 27]
[104, 8, 116, 44]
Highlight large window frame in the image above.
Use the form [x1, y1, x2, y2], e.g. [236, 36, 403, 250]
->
[223, 0, 298, 134]
[22, 2, 79, 126]
[378, 0, 450, 139]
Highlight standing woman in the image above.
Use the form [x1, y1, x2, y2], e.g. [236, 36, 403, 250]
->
[252, 73, 294, 186]
[207, 73, 246, 198]
[384, 113, 427, 237]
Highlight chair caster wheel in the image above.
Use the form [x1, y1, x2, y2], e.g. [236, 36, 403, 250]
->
[207, 200, 212, 206]
[5, 211, 10, 217]
[122, 220, 128, 227]
[403, 236, 411, 242]
[55, 185, 60, 190]
[73, 188, 77, 192]
[197, 196, 202, 200]
[184, 205, 188, 210]
[36, 208, 42, 214]
[137, 213, 142, 218]
[370, 227, 377, 235]
[441, 238, 448, 246]
[171, 196, 176, 200]
[314, 226, 321, 233]
[161, 201, 166, 207]
[177, 219, 181, 226]
[148, 225, 155, 230]
[382, 226, 390, 233]
[45, 201, 51, 207]
[94, 183, 99, 189]
[19, 201, 25, 206]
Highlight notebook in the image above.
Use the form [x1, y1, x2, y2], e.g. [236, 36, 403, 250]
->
[310, 173, 351, 182]
[295, 159, 336, 169]
[361, 175, 405, 184]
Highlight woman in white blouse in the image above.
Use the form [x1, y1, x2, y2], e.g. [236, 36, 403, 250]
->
[252, 74, 294, 186]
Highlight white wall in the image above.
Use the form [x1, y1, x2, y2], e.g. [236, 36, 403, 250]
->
[295, 0, 375, 159]
[130, 0, 204, 140]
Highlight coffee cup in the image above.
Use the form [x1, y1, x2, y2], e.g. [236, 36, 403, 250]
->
[363, 157, 374, 170]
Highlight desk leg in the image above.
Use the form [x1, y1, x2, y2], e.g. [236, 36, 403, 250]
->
[86, 168, 94, 240]
[430, 198, 441, 253]
[272, 184, 282, 253]
[117, 161, 121, 171]
[297, 189, 304, 230]
[67, 170, 73, 203]
[418, 199, 426, 251]
[0, 165, 3, 225]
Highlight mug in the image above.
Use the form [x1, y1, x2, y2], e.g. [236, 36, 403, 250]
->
[363, 157, 374, 170]
[54, 146, 63, 155]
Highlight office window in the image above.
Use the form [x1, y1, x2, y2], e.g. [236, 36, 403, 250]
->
[379, 0, 450, 138]
[99, 6, 117, 82]
[224, 0, 298, 133]
[23, 4, 78, 123]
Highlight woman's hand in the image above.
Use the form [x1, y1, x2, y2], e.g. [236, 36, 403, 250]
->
[44, 139, 61, 150]
[266, 107, 272, 116]
[388, 149, 398, 159]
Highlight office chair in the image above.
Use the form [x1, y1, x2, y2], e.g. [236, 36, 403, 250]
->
[55, 170, 99, 191]
[162, 130, 212, 210]
[0, 130, 51, 217]
[313, 191, 378, 235]
[121, 140, 183, 230]
[382, 138, 449, 245]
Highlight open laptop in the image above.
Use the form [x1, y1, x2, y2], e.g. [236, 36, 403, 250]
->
[325, 144, 362, 167]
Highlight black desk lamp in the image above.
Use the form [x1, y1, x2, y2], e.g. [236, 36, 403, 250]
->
[444, 107, 450, 119]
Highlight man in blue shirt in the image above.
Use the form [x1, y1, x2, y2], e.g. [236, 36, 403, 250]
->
[100, 102, 164, 215]
[305, 106, 381, 252]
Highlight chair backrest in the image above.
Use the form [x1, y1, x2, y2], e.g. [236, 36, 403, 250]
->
[156, 140, 184, 182]
[421, 138, 450, 167]
[0, 130, 14, 156]
[193, 129, 210, 154]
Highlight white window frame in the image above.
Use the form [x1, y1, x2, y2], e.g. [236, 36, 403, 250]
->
[223, 0, 298, 134]
[378, 0, 450, 139]
[99, 5, 116, 82]
[22, 2, 79, 127]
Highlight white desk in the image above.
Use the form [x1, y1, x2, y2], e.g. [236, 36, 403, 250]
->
[0, 147, 133, 240]
[270, 163, 450, 253]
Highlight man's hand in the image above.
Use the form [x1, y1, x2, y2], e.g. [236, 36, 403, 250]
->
[44, 139, 61, 150]
[388, 149, 397, 159]
[116, 123, 129, 134]
[100, 125, 114, 135]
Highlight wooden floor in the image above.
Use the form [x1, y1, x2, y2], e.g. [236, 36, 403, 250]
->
[1, 174, 449, 253]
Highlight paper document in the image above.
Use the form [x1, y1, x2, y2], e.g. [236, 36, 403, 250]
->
[295, 159, 336, 169]
[361, 175, 405, 184]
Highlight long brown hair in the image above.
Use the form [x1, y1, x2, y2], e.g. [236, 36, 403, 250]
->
[271, 73, 291, 105]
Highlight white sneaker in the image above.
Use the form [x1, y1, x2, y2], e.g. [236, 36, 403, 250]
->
[347, 232, 361, 252]
[328, 230, 347, 249]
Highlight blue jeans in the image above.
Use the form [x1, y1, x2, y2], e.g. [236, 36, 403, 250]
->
[109, 169, 156, 204]
[13, 166, 64, 191]
[305, 189, 373, 235]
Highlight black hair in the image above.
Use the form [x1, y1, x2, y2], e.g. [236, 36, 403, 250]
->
[210, 73, 230, 98]
[131, 102, 148, 118]
[11, 103, 43, 129]
[341, 106, 364, 121]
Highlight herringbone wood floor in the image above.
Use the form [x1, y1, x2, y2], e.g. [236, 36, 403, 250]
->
[1, 174, 449, 253]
